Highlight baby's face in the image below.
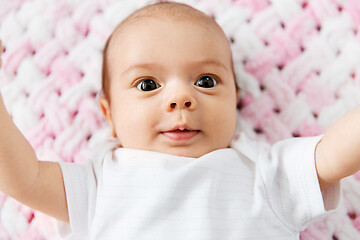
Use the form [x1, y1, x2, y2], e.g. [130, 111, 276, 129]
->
[100, 18, 238, 157]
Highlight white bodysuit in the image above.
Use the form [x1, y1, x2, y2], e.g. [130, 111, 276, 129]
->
[57, 134, 340, 239]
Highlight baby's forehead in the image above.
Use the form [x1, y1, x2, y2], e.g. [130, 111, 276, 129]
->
[107, 3, 229, 52]
[101, 2, 236, 93]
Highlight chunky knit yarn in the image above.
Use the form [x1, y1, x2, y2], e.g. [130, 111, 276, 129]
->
[0, 0, 360, 239]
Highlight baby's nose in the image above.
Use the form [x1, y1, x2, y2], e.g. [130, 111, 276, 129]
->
[169, 101, 193, 109]
[165, 88, 196, 111]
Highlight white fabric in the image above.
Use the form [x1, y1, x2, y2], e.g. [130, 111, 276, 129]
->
[58, 134, 340, 240]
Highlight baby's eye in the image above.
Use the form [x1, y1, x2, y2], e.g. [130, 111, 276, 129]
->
[136, 79, 160, 91]
[194, 75, 218, 88]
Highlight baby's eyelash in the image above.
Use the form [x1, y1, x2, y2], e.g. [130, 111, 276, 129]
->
[136, 79, 161, 91]
[196, 73, 221, 81]
[132, 77, 156, 86]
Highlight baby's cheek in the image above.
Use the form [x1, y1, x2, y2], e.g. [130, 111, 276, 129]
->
[216, 105, 237, 137]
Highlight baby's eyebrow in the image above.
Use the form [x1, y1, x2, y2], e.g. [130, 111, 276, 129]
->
[122, 63, 162, 75]
[191, 59, 228, 71]
[122, 59, 228, 75]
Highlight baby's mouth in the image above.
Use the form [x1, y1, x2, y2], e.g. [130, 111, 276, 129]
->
[161, 127, 200, 141]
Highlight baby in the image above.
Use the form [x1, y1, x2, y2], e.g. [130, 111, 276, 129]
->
[1, 1, 360, 240]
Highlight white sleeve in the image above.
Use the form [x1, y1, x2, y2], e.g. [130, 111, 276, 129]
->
[258, 136, 341, 232]
[56, 160, 98, 239]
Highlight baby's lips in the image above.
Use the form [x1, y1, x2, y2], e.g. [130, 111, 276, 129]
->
[165, 124, 197, 132]
[162, 129, 199, 141]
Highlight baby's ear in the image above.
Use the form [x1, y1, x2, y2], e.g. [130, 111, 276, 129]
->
[99, 97, 117, 137]
[99, 97, 111, 120]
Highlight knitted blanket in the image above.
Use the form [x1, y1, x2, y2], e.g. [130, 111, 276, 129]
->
[1, 0, 360, 239]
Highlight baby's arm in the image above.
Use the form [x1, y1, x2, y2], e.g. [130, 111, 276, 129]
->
[316, 105, 360, 191]
[0, 42, 69, 223]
